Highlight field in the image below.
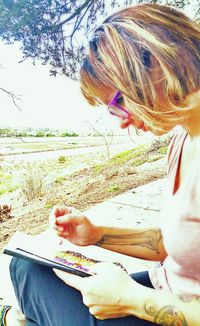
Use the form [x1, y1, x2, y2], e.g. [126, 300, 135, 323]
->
[0, 135, 170, 252]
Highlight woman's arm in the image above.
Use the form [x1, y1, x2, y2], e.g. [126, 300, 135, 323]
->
[96, 226, 167, 261]
[128, 282, 199, 325]
[50, 206, 167, 261]
[54, 263, 199, 325]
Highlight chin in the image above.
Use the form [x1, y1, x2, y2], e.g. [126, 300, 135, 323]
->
[143, 122, 173, 136]
[152, 129, 167, 136]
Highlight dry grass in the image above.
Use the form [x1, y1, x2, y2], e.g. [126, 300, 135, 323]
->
[19, 163, 47, 201]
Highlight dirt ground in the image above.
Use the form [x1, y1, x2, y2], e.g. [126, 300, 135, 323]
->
[0, 145, 167, 253]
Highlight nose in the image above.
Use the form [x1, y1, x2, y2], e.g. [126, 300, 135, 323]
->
[119, 118, 133, 129]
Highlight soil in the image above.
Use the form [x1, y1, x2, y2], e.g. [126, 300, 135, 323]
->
[0, 145, 167, 252]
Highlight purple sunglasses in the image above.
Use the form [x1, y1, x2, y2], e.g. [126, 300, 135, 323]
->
[108, 91, 130, 119]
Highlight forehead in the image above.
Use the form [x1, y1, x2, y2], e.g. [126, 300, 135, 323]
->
[99, 86, 116, 105]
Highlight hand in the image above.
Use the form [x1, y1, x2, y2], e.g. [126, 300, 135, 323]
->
[49, 206, 102, 246]
[54, 263, 139, 320]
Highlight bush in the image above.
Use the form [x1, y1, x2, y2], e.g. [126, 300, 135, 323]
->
[19, 163, 46, 201]
[106, 184, 120, 192]
[46, 133, 55, 137]
[35, 131, 45, 137]
[58, 156, 68, 164]
[54, 176, 66, 184]
[0, 169, 18, 195]
[60, 132, 79, 137]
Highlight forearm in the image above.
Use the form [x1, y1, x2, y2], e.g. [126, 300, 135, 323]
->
[95, 226, 167, 261]
[128, 284, 200, 325]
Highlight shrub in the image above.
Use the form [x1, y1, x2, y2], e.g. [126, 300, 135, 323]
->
[19, 163, 46, 201]
[110, 145, 147, 165]
[60, 132, 79, 137]
[0, 169, 18, 195]
[147, 154, 163, 163]
[132, 157, 147, 167]
[58, 156, 68, 164]
[93, 164, 104, 174]
[35, 131, 45, 137]
[158, 146, 168, 154]
[106, 184, 120, 192]
[46, 133, 55, 137]
[54, 176, 66, 184]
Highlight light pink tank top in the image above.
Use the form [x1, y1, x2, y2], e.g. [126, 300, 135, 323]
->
[149, 127, 200, 298]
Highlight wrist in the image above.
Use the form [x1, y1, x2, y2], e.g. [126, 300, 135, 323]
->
[94, 226, 105, 245]
[125, 281, 153, 319]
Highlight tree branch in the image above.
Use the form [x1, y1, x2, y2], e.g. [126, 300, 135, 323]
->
[69, 0, 93, 49]
[55, 0, 94, 29]
[85, 120, 113, 159]
[0, 87, 21, 111]
[194, 6, 200, 21]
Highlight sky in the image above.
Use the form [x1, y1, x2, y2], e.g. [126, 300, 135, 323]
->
[0, 1, 198, 133]
[0, 43, 119, 133]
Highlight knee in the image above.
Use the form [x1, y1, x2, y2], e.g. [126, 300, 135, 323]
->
[10, 258, 56, 311]
[10, 258, 42, 283]
[10, 257, 55, 288]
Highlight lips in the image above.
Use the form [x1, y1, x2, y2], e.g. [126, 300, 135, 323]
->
[137, 122, 145, 130]
[120, 119, 149, 132]
[120, 119, 132, 129]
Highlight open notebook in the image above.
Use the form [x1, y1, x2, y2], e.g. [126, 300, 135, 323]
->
[3, 231, 133, 277]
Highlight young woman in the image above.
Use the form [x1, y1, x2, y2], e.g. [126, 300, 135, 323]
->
[7, 3, 200, 326]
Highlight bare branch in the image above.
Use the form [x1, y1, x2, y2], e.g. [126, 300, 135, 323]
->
[85, 120, 113, 159]
[70, 1, 93, 48]
[15, 135, 26, 143]
[0, 87, 21, 111]
[55, 0, 94, 29]
[194, 6, 200, 21]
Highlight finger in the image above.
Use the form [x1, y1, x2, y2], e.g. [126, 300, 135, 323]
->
[95, 313, 128, 320]
[55, 214, 71, 225]
[53, 225, 67, 234]
[56, 226, 64, 232]
[51, 206, 73, 218]
[49, 207, 66, 228]
[56, 206, 73, 215]
[57, 231, 69, 238]
[53, 225, 62, 231]
[91, 262, 116, 274]
[69, 207, 81, 215]
[53, 269, 84, 291]
[88, 305, 128, 319]
[56, 215, 85, 225]
[88, 307, 108, 320]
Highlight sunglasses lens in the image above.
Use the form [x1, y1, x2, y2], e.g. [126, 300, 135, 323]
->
[108, 105, 129, 119]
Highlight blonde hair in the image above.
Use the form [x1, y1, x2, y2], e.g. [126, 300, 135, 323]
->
[80, 4, 200, 133]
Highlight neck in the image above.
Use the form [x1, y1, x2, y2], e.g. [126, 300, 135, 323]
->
[183, 108, 200, 137]
[181, 91, 200, 137]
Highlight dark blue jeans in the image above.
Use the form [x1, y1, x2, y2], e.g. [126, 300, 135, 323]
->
[10, 258, 156, 326]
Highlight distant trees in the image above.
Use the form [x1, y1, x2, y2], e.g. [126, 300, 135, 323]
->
[0, 127, 79, 137]
[60, 131, 79, 137]
[0, 128, 14, 137]
[0, 0, 199, 80]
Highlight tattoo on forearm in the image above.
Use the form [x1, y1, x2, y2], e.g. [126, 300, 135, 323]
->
[144, 301, 188, 326]
[96, 230, 162, 253]
[179, 295, 200, 304]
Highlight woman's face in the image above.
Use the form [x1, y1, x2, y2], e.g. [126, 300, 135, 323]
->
[103, 87, 152, 133]
[102, 81, 178, 136]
